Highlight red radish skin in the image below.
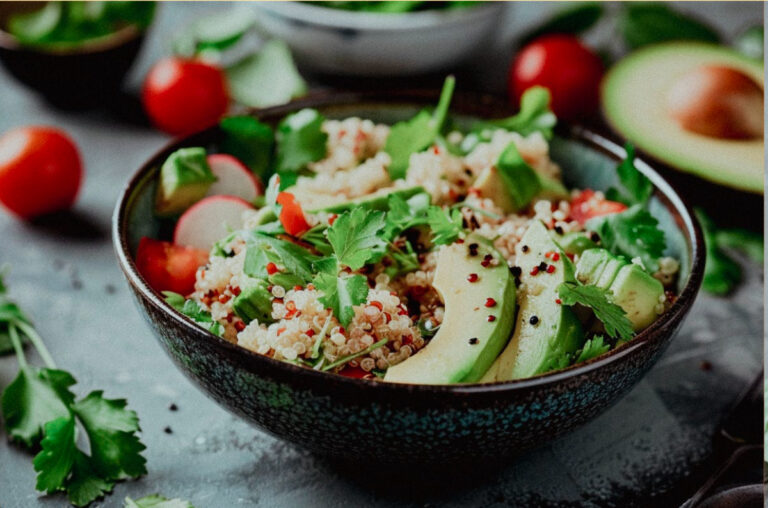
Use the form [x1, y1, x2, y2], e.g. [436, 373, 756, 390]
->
[205, 154, 263, 202]
[667, 65, 764, 140]
[174, 195, 253, 250]
[135, 237, 208, 295]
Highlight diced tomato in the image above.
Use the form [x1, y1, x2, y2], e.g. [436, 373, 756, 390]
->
[276, 191, 310, 236]
[135, 237, 208, 295]
[338, 366, 369, 379]
[570, 189, 627, 225]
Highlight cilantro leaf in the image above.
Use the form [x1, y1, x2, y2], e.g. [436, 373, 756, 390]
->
[1, 366, 76, 448]
[125, 494, 196, 508]
[274, 108, 327, 174]
[382, 192, 431, 240]
[385, 76, 455, 179]
[67, 451, 115, 507]
[384, 241, 420, 279]
[33, 416, 77, 494]
[558, 282, 634, 340]
[326, 208, 387, 270]
[427, 206, 464, 245]
[72, 391, 147, 480]
[716, 228, 764, 264]
[219, 116, 274, 178]
[574, 335, 611, 364]
[0, 300, 30, 355]
[586, 205, 666, 272]
[300, 224, 333, 256]
[473, 86, 557, 140]
[243, 233, 320, 282]
[695, 208, 743, 295]
[315, 272, 369, 327]
[163, 292, 223, 337]
[605, 143, 653, 206]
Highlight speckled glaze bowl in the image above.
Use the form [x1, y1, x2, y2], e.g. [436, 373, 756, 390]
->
[113, 91, 704, 465]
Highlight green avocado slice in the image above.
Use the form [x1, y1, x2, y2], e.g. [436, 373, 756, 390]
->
[384, 234, 516, 384]
[487, 221, 583, 381]
[155, 147, 217, 216]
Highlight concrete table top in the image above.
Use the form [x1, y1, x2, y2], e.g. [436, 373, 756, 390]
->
[0, 3, 763, 507]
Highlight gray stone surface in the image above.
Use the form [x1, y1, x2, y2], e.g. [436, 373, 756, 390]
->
[0, 2, 763, 507]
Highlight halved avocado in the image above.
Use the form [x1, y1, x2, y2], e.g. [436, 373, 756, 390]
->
[602, 42, 763, 194]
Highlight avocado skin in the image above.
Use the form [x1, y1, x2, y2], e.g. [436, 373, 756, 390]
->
[491, 221, 584, 381]
[384, 234, 516, 385]
[155, 147, 216, 216]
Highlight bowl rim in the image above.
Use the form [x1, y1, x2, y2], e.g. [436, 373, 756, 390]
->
[251, 1, 505, 32]
[113, 89, 705, 395]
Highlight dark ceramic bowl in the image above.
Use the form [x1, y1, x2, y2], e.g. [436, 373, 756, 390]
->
[113, 91, 705, 465]
[0, 2, 149, 109]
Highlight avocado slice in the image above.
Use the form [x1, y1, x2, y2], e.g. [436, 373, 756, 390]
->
[489, 221, 583, 381]
[385, 234, 516, 384]
[576, 248, 664, 331]
[557, 232, 598, 256]
[155, 147, 217, 216]
[473, 142, 569, 213]
[603, 42, 763, 194]
[232, 280, 274, 325]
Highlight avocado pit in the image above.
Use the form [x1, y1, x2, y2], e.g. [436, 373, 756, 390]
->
[666, 65, 763, 140]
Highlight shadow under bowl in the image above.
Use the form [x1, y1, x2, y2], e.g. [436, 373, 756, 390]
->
[113, 90, 704, 465]
[0, 2, 147, 109]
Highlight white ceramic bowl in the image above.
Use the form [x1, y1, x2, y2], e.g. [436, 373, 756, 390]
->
[251, 1, 506, 76]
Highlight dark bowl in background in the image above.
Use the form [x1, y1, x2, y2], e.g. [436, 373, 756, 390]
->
[113, 91, 705, 465]
[0, 2, 148, 109]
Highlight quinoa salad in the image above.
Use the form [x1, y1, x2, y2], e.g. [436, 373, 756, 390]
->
[137, 77, 679, 384]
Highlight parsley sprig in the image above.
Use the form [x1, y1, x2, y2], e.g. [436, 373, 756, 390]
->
[558, 282, 634, 341]
[605, 143, 653, 206]
[0, 272, 146, 507]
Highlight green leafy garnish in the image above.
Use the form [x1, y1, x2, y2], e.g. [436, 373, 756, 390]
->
[382, 192, 432, 240]
[469, 86, 557, 145]
[274, 108, 328, 174]
[243, 233, 319, 283]
[619, 3, 719, 50]
[574, 335, 611, 364]
[219, 116, 275, 178]
[315, 270, 370, 328]
[326, 208, 387, 270]
[0, 274, 146, 507]
[426, 207, 464, 246]
[605, 143, 653, 206]
[586, 204, 666, 272]
[163, 292, 223, 336]
[716, 228, 764, 264]
[226, 40, 308, 109]
[0, 272, 31, 355]
[173, 5, 255, 55]
[322, 338, 388, 372]
[558, 282, 634, 340]
[384, 241, 420, 279]
[520, 2, 604, 45]
[125, 494, 196, 508]
[385, 75, 456, 180]
[695, 209, 744, 295]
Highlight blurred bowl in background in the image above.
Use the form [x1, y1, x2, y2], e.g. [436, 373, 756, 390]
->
[251, 1, 506, 77]
[0, 2, 150, 109]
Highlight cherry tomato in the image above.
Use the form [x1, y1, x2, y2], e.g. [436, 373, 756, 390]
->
[509, 34, 604, 122]
[338, 366, 370, 379]
[570, 189, 627, 225]
[135, 237, 209, 295]
[276, 191, 310, 236]
[143, 57, 229, 136]
[0, 127, 83, 219]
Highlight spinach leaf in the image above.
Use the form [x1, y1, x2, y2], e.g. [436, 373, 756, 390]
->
[620, 3, 719, 50]
[385, 76, 456, 180]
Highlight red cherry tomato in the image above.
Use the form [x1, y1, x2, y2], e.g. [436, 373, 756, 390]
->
[570, 189, 628, 225]
[509, 34, 604, 122]
[143, 57, 229, 136]
[276, 191, 310, 236]
[0, 126, 83, 219]
[135, 237, 209, 295]
[338, 366, 369, 379]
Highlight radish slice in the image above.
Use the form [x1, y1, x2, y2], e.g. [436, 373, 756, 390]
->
[174, 195, 253, 250]
[205, 153, 262, 202]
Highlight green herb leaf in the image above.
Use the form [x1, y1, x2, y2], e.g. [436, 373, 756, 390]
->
[520, 2, 604, 45]
[426, 207, 464, 246]
[219, 116, 275, 177]
[716, 228, 764, 264]
[382, 192, 431, 240]
[384, 241, 420, 279]
[558, 282, 634, 340]
[162, 292, 224, 336]
[586, 205, 666, 272]
[574, 335, 611, 364]
[385, 76, 455, 179]
[620, 3, 719, 50]
[8, 2, 62, 42]
[1, 366, 76, 448]
[322, 338, 387, 371]
[695, 209, 743, 295]
[326, 208, 387, 270]
[471, 86, 557, 143]
[605, 143, 653, 206]
[67, 451, 115, 507]
[274, 108, 327, 174]
[226, 40, 308, 109]
[315, 272, 369, 327]
[243, 233, 320, 282]
[33, 416, 78, 494]
[125, 494, 196, 508]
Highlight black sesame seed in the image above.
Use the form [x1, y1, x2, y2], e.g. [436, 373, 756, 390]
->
[169, 403, 178, 411]
[590, 232, 600, 243]
[468, 243, 479, 256]
[522, 245, 529, 253]
[529, 315, 539, 325]
[510, 266, 522, 277]
[164, 426, 173, 434]
[554, 226, 564, 235]
[468, 337, 479, 345]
